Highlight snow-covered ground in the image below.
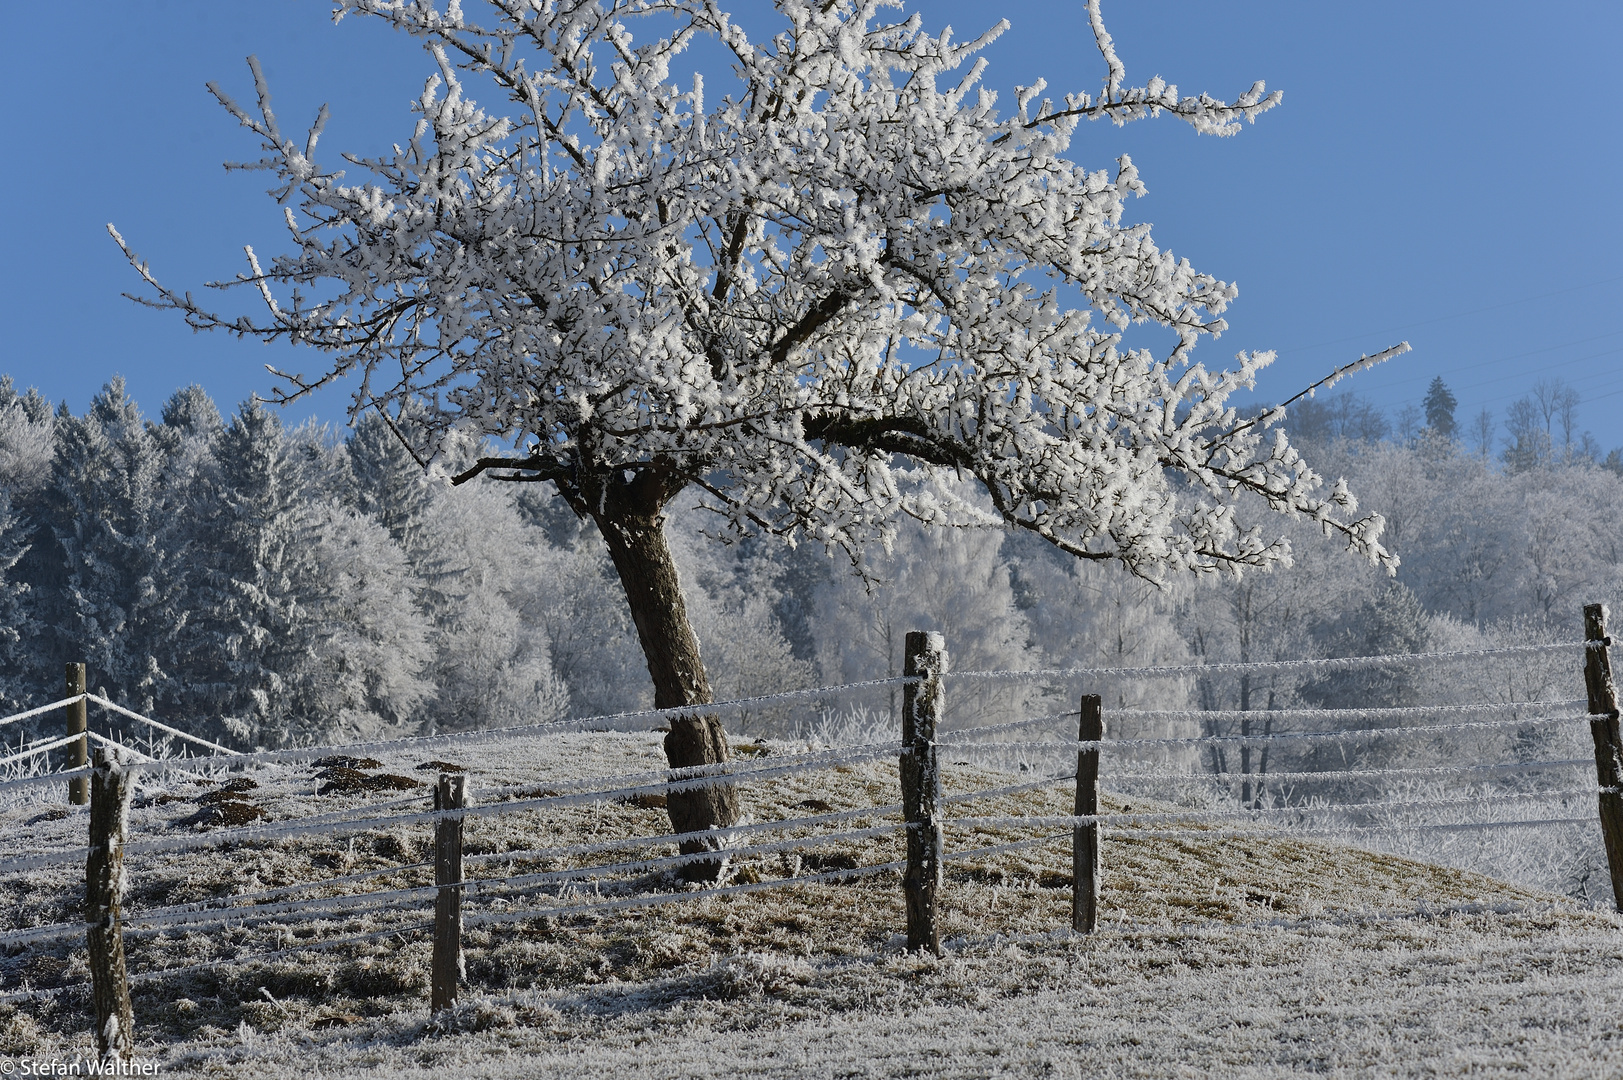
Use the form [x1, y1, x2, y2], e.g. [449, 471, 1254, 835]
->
[2, 731, 1620, 1077]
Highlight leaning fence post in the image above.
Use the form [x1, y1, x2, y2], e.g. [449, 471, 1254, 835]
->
[1073, 695, 1103, 933]
[432, 773, 467, 1013]
[66, 663, 87, 806]
[86, 747, 133, 1062]
[901, 631, 946, 956]
[1583, 604, 1623, 912]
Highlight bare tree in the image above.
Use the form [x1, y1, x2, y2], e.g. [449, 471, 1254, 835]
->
[1471, 408, 1495, 461]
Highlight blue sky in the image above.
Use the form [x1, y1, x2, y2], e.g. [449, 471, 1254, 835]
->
[2, 0, 1620, 452]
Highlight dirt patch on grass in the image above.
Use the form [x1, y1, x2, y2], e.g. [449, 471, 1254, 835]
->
[316, 767, 425, 797]
[312, 756, 383, 770]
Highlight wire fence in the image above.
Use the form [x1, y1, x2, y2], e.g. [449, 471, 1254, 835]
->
[0, 633, 1612, 1010]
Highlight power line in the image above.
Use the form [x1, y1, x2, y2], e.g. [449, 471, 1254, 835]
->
[1272, 274, 1623, 357]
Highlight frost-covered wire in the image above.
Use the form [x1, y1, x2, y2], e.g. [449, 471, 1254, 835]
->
[0, 882, 437, 948]
[467, 741, 898, 807]
[470, 831, 1084, 934]
[1101, 817, 1599, 843]
[464, 800, 905, 870]
[85, 694, 239, 756]
[86, 731, 155, 763]
[943, 774, 1075, 805]
[0, 750, 905, 876]
[0, 764, 90, 795]
[57, 822, 912, 948]
[945, 832, 1071, 862]
[946, 641, 1590, 682]
[0, 695, 86, 729]
[941, 710, 1590, 754]
[0, 733, 82, 768]
[464, 858, 909, 929]
[945, 788, 1598, 831]
[451, 826, 905, 910]
[943, 699, 1589, 743]
[1109, 759, 1594, 788]
[942, 712, 1073, 740]
[0, 920, 436, 1003]
[0, 690, 907, 796]
[1319, 816, 1598, 835]
[0, 703, 1589, 874]
[123, 883, 436, 937]
[108, 859, 437, 924]
[76, 807, 913, 942]
[1104, 699, 1589, 722]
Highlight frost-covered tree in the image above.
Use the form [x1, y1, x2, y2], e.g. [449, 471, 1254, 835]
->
[182, 403, 432, 745]
[0, 383, 55, 499]
[1284, 392, 1393, 449]
[111, 0, 1399, 851]
[0, 488, 34, 712]
[44, 379, 183, 712]
[1011, 535, 1190, 712]
[812, 481, 1035, 729]
[409, 476, 572, 732]
[0, 382, 59, 708]
[345, 410, 438, 559]
[1179, 512, 1392, 807]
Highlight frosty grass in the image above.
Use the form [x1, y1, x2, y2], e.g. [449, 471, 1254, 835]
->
[1, 732, 1620, 1077]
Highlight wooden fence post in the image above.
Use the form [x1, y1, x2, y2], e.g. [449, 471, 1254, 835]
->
[86, 747, 133, 1062]
[432, 773, 467, 1013]
[1073, 694, 1103, 933]
[902, 631, 946, 956]
[1583, 604, 1623, 912]
[66, 663, 87, 806]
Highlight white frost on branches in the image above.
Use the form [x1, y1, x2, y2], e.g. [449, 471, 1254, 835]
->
[110, 0, 1396, 579]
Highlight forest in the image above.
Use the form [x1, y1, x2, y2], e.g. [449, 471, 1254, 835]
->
[1, 372, 1621, 867]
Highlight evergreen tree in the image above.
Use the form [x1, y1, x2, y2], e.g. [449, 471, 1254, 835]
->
[45, 379, 178, 711]
[1, 387, 61, 710]
[1422, 378, 1458, 439]
[0, 387, 55, 497]
[344, 410, 435, 557]
[0, 488, 34, 712]
[185, 403, 432, 746]
[0, 376, 53, 426]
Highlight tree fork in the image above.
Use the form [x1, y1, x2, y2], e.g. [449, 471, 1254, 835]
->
[594, 497, 739, 882]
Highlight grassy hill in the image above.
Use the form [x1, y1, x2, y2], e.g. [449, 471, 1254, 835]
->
[2, 731, 1621, 1077]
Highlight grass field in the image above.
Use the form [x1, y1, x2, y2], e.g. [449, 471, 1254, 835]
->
[2, 731, 1620, 1077]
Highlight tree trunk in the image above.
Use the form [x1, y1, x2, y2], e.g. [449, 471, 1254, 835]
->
[594, 494, 739, 882]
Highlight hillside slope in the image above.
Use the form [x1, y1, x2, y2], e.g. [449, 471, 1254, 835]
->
[2, 732, 1620, 1077]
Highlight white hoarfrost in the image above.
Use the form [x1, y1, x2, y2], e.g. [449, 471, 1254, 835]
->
[109, 0, 1402, 581]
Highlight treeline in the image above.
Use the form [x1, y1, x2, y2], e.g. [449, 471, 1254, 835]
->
[1, 374, 1621, 756]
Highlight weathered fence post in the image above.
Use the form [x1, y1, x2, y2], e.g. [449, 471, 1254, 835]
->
[86, 747, 133, 1062]
[432, 773, 467, 1013]
[1583, 604, 1623, 912]
[901, 631, 946, 956]
[66, 662, 87, 806]
[1073, 694, 1103, 933]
